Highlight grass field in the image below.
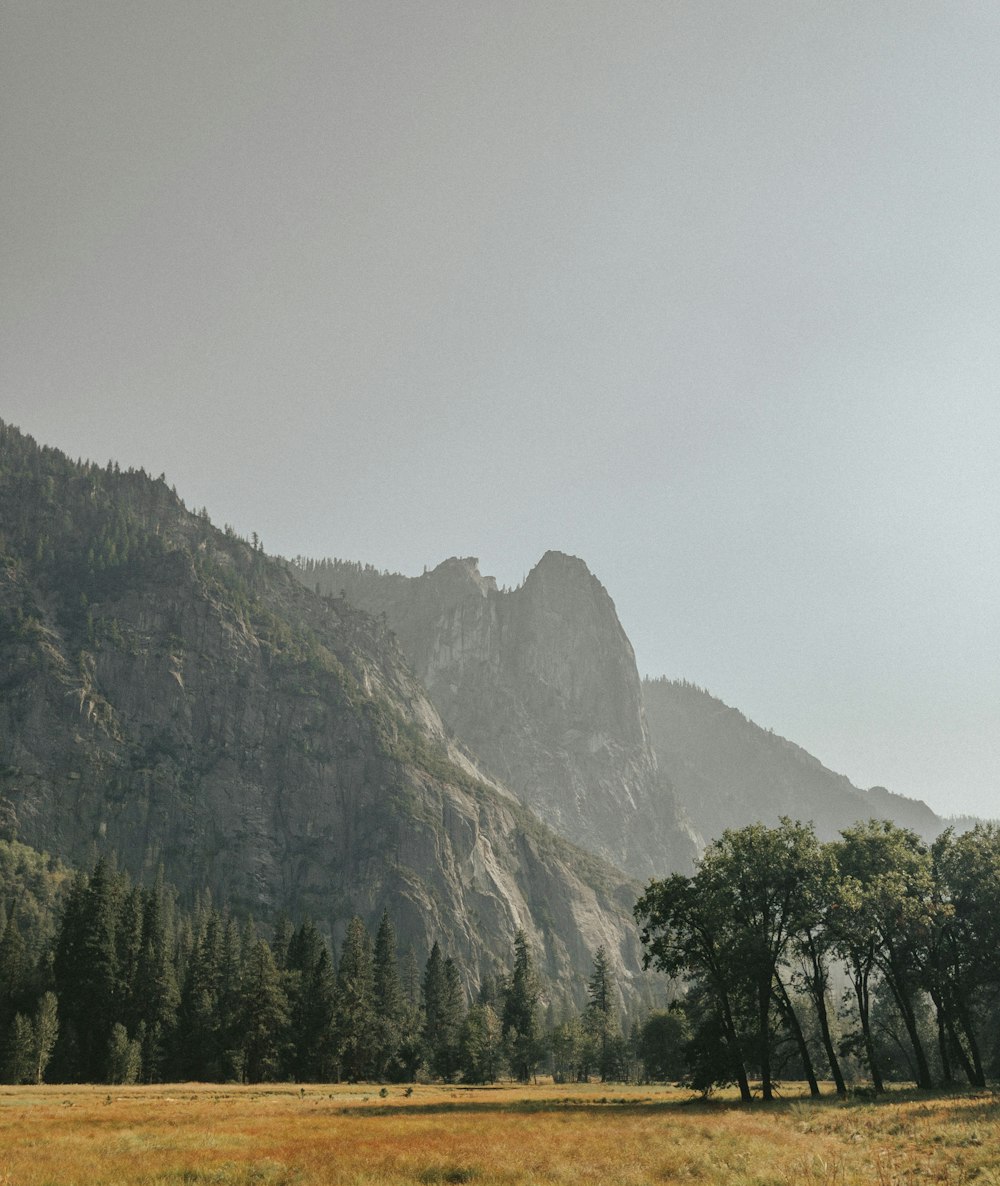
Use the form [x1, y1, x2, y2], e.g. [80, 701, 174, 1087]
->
[0, 1081, 997, 1186]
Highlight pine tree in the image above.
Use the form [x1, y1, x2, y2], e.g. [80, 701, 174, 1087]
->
[238, 939, 289, 1083]
[286, 920, 336, 1082]
[2, 1014, 33, 1083]
[396, 946, 424, 1081]
[372, 910, 404, 1080]
[421, 941, 450, 1078]
[502, 930, 540, 1083]
[174, 909, 224, 1080]
[135, 884, 180, 1080]
[584, 946, 620, 1081]
[334, 917, 376, 1081]
[53, 859, 124, 1080]
[271, 914, 293, 972]
[459, 1002, 503, 1083]
[0, 911, 27, 1031]
[217, 917, 245, 1080]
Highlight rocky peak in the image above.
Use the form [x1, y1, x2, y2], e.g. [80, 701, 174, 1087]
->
[423, 556, 495, 599]
[299, 552, 699, 878]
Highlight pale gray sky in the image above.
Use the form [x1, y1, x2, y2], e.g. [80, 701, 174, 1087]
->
[3, 3, 998, 818]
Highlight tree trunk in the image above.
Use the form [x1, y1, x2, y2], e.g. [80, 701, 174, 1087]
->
[954, 997, 987, 1089]
[808, 945, 846, 1096]
[931, 990, 953, 1083]
[758, 982, 773, 1101]
[853, 971, 883, 1094]
[719, 987, 752, 1103]
[885, 975, 933, 1090]
[775, 977, 819, 1097]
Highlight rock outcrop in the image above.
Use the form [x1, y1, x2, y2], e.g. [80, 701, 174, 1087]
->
[297, 554, 700, 879]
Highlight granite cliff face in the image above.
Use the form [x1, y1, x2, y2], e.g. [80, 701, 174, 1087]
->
[0, 422, 648, 1000]
[642, 677, 946, 843]
[297, 554, 700, 879]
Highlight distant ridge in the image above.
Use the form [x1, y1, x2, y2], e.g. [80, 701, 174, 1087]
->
[642, 677, 948, 843]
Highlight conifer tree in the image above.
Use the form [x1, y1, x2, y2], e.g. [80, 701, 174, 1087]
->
[502, 930, 540, 1082]
[286, 920, 336, 1082]
[238, 938, 289, 1083]
[217, 918, 245, 1080]
[459, 1002, 503, 1083]
[135, 885, 180, 1080]
[421, 941, 459, 1078]
[396, 946, 424, 1081]
[174, 909, 224, 1080]
[0, 911, 27, 1031]
[335, 917, 376, 1080]
[53, 859, 123, 1080]
[584, 946, 620, 1080]
[372, 910, 404, 1080]
[3, 1013, 34, 1084]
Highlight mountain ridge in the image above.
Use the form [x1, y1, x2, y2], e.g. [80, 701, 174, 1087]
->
[641, 676, 947, 842]
[0, 420, 650, 1003]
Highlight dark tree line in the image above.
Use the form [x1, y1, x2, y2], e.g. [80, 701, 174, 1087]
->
[0, 852, 647, 1085]
[636, 818, 1000, 1099]
[7, 817, 997, 1092]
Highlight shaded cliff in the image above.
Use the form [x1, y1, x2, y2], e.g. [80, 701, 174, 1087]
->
[642, 677, 946, 843]
[296, 554, 699, 878]
[0, 422, 649, 1000]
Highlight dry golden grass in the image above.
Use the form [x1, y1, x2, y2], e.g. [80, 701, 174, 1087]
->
[0, 1081, 997, 1186]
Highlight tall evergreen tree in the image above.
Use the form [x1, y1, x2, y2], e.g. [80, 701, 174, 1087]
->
[53, 859, 124, 1080]
[396, 946, 424, 1081]
[334, 917, 376, 1081]
[502, 930, 540, 1083]
[372, 910, 404, 1080]
[238, 938, 289, 1083]
[174, 908, 224, 1080]
[286, 920, 336, 1082]
[134, 885, 180, 1080]
[584, 946, 620, 1081]
[459, 1002, 503, 1083]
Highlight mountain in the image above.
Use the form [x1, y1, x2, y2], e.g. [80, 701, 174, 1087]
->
[0, 421, 650, 1001]
[293, 554, 699, 879]
[642, 677, 946, 843]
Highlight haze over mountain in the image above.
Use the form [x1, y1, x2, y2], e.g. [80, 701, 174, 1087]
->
[296, 554, 698, 879]
[6, 6, 999, 823]
[295, 555, 951, 850]
[0, 421, 648, 1001]
[642, 678, 946, 844]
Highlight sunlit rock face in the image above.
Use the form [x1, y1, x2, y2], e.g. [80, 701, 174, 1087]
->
[303, 552, 700, 879]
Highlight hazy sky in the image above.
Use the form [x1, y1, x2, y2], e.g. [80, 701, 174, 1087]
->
[4, 3, 998, 819]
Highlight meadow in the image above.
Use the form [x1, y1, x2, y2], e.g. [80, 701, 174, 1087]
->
[0, 1081, 997, 1186]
